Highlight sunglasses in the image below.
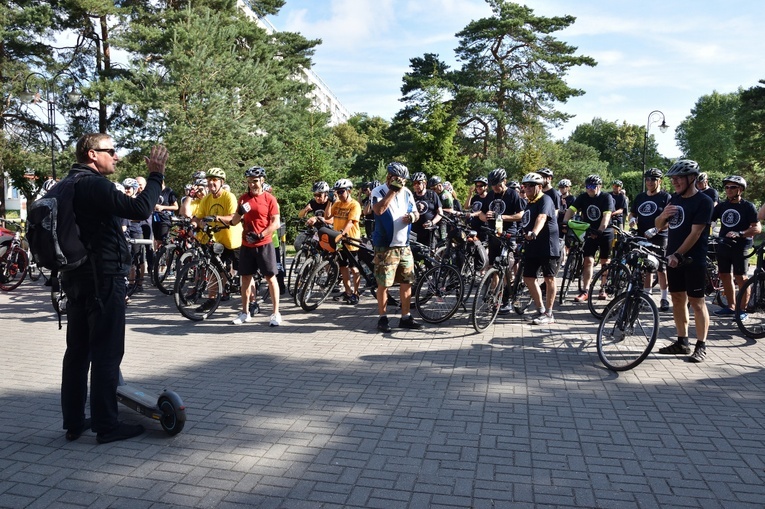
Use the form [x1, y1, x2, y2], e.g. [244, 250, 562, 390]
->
[93, 148, 117, 156]
[314, 193, 325, 198]
[475, 183, 486, 187]
[336, 189, 348, 194]
[645, 177, 659, 181]
[724, 185, 741, 190]
[585, 184, 598, 190]
[522, 183, 537, 188]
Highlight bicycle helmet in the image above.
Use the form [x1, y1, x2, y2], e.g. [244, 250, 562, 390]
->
[521, 173, 544, 185]
[557, 179, 572, 188]
[722, 175, 747, 190]
[386, 162, 409, 179]
[114, 182, 125, 193]
[411, 172, 427, 183]
[244, 166, 266, 178]
[194, 178, 208, 187]
[487, 168, 507, 186]
[370, 180, 381, 189]
[42, 179, 57, 192]
[585, 174, 603, 187]
[537, 167, 553, 178]
[696, 171, 707, 182]
[508, 180, 520, 190]
[312, 181, 330, 193]
[427, 176, 442, 188]
[263, 183, 272, 192]
[474, 176, 489, 185]
[206, 167, 226, 180]
[612, 179, 623, 187]
[192, 170, 206, 179]
[644, 168, 663, 179]
[667, 160, 700, 177]
[443, 181, 453, 192]
[333, 178, 353, 190]
[122, 177, 139, 189]
[184, 183, 193, 192]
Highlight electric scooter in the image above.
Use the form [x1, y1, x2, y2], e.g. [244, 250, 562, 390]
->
[117, 372, 186, 436]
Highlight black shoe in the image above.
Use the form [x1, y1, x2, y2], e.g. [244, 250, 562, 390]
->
[195, 298, 216, 313]
[249, 301, 260, 317]
[659, 299, 670, 312]
[65, 418, 91, 441]
[377, 316, 392, 333]
[658, 341, 691, 355]
[220, 293, 231, 302]
[96, 422, 145, 444]
[399, 315, 423, 330]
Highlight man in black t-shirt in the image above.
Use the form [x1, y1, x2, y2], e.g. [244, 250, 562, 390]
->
[711, 176, 760, 317]
[465, 176, 491, 241]
[695, 172, 719, 206]
[410, 172, 443, 250]
[610, 180, 629, 229]
[656, 160, 714, 363]
[562, 174, 614, 302]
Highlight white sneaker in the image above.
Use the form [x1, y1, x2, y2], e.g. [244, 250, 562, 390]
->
[269, 313, 282, 327]
[232, 312, 252, 325]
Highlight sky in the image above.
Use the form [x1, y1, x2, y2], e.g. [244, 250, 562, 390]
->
[268, 0, 765, 159]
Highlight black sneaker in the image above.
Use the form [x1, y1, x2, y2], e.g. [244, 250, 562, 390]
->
[399, 315, 423, 330]
[65, 418, 91, 441]
[96, 422, 145, 444]
[659, 299, 670, 312]
[249, 301, 260, 317]
[658, 340, 691, 355]
[195, 298, 217, 313]
[377, 316, 392, 333]
[689, 342, 707, 363]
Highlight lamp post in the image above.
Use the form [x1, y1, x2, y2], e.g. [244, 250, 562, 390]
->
[642, 110, 668, 192]
[19, 72, 81, 181]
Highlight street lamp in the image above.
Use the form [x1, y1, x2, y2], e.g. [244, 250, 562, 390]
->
[642, 110, 669, 192]
[18, 71, 81, 181]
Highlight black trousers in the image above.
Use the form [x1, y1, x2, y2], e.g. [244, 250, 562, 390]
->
[61, 275, 126, 434]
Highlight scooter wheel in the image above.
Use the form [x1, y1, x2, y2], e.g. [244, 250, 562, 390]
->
[158, 396, 185, 436]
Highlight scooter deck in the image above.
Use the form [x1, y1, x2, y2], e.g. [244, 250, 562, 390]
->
[117, 384, 161, 420]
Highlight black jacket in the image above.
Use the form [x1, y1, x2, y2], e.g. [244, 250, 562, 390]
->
[67, 163, 163, 277]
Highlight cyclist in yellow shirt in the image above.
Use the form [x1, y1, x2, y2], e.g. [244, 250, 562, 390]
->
[326, 178, 362, 304]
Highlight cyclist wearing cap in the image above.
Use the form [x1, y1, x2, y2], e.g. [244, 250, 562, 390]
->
[655, 160, 714, 363]
[229, 166, 281, 326]
[695, 172, 719, 206]
[465, 176, 491, 241]
[629, 168, 672, 311]
[326, 178, 362, 304]
[371, 162, 423, 333]
[428, 176, 454, 214]
[410, 172, 443, 250]
[300, 181, 332, 227]
[562, 174, 615, 303]
[711, 175, 760, 318]
[609, 180, 629, 229]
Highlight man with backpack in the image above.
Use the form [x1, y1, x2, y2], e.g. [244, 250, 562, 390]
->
[59, 133, 168, 443]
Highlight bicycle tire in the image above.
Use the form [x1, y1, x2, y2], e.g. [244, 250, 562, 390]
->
[299, 259, 340, 311]
[26, 254, 43, 282]
[414, 264, 464, 324]
[292, 255, 317, 306]
[558, 252, 580, 305]
[153, 245, 180, 295]
[510, 270, 532, 315]
[471, 267, 503, 332]
[0, 246, 28, 291]
[735, 274, 765, 339]
[125, 254, 142, 297]
[287, 249, 308, 296]
[587, 263, 630, 319]
[597, 292, 659, 371]
[173, 259, 223, 321]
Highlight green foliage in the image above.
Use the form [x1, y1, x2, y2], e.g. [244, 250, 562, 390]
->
[735, 80, 765, 202]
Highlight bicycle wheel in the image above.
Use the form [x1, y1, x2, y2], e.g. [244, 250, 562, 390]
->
[287, 248, 308, 295]
[597, 292, 659, 371]
[511, 271, 532, 315]
[292, 255, 317, 306]
[587, 263, 630, 319]
[471, 268, 503, 332]
[153, 245, 182, 295]
[174, 259, 223, 321]
[26, 254, 43, 282]
[299, 258, 340, 311]
[735, 274, 765, 339]
[414, 264, 464, 323]
[558, 252, 580, 305]
[0, 246, 28, 291]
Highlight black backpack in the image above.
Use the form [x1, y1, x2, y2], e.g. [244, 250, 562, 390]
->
[26, 171, 93, 271]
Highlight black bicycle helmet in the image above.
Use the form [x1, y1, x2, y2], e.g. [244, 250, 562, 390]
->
[537, 167, 553, 178]
[427, 176, 442, 188]
[312, 181, 330, 193]
[666, 160, 700, 177]
[644, 168, 663, 179]
[722, 175, 747, 190]
[244, 166, 266, 178]
[612, 179, 623, 187]
[487, 168, 507, 186]
[507, 180, 520, 190]
[386, 162, 409, 179]
[585, 174, 602, 186]
[474, 176, 489, 185]
[411, 172, 427, 183]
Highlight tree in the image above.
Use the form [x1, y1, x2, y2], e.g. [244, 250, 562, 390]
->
[735, 80, 765, 200]
[452, 0, 596, 159]
[676, 90, 740, 175]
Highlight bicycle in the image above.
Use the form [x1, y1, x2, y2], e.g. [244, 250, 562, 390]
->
[152, 217, 199, 295]
[126, 237, 154, 298]
[586, 224, 634, 319]
[173, 219, 249, 321]
[0, 220, 29, 291]
[558, 219, 589, 305]
[734, 241, 765, 339]
[471, 229, 517, 332]
[596, 240, 663, 371]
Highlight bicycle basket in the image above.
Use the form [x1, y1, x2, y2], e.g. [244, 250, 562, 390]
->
[294, 231, 308, 251]
[318, 227, 342, 253]
[567, 220, 590, 242]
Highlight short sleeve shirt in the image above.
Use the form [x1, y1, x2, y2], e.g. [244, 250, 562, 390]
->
[238, 191, 279, 248]
[481, 188, 525, 236]
[712, 199, 758, 250]
[666, 191, 714, 266]
[197, 190, 243, 250]
[521, 194, 560, 258]
[371, 184, 416, 248]
[570, 192, 615, 231]
[631, 191, 671, 237]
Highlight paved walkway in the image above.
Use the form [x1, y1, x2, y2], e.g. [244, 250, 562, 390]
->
[1, 278, 764, 508]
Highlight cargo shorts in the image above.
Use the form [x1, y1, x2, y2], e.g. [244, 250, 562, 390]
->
[373, 246, 416, 288]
